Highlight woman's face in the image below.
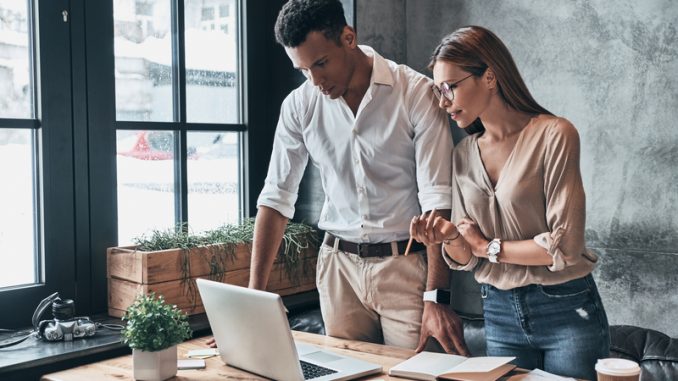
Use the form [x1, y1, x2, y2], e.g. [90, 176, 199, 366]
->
[432, 61, 491, 129]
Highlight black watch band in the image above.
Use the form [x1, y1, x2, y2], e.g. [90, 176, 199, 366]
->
[423, 288, 451, 304]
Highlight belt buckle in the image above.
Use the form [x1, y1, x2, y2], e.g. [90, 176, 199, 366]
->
[357, 243, 370, 257]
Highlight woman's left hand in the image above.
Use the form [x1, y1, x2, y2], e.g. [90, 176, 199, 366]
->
[456, 218, 489, 257]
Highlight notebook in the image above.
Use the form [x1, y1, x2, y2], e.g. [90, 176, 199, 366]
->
[388, 351, 516, 381]
[196, 278, 383, 381]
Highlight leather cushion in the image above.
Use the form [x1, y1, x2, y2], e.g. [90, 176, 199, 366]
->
[610, 325, 678, 381]
[288, 307, 325, 335]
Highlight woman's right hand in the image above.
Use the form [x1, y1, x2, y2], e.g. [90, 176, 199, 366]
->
[409, 212, 459, 246]
[206, 337, 217, 348]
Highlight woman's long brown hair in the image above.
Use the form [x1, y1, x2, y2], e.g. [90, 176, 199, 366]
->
[429, 26, 552, 134]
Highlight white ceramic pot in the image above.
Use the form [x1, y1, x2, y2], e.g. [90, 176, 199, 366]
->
[132, 345, 178, 381]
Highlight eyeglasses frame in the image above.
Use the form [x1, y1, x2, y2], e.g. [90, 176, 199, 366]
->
[432, 73, 475, 103]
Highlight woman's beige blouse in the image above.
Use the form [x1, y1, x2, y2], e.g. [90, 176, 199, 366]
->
[444, 114, 597, 290]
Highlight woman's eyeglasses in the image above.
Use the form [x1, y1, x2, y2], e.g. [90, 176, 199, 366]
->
[431, 73, 474, 102]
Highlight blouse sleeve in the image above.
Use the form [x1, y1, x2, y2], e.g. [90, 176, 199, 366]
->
[533, 119, 587, 272]
[443, 149, 479, 272]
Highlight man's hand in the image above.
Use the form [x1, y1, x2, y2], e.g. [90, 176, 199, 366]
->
[205, 337, 217, 348]
[416, 302, 470, 356]
[410, 211, 458, 246]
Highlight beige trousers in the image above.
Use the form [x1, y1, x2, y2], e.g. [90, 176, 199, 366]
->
[316, 242, 427, 349]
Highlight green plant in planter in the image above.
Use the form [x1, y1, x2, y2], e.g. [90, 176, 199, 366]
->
[131, 219, 320, 306]
[121, 292, 192, 352]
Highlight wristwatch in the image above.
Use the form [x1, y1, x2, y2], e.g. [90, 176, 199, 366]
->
[423, 289, 451, 304]
[486, 238, 502, 263]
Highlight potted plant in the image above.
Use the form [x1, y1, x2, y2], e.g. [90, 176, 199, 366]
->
[107, 219, 320, 317]
[121, 292, 192, 381]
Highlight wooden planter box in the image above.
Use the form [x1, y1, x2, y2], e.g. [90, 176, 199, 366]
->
[107, 243, 317, 317]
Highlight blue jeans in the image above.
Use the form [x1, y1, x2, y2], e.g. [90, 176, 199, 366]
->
[481, 275, 610, 380]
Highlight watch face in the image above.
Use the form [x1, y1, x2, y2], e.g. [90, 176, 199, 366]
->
[489, 241, 500, 254]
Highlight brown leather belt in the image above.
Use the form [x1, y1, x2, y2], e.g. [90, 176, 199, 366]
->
[323, 233, 426, 257]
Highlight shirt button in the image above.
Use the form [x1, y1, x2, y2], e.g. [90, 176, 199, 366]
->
[362, 214, 368, 219]
[354, 158, 359, 164]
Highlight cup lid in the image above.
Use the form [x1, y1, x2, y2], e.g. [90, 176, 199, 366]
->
[595, 358, 641, 376]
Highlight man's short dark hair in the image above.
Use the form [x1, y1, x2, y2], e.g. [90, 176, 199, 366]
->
[274, 0, 348, 47]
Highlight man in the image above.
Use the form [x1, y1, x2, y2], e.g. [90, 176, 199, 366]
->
[249, 0, 468, 354]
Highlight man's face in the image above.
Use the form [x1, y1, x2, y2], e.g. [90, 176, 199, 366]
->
[285, 29, 354, 99]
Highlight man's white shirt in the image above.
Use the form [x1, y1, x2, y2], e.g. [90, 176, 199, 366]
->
[258, 46, 452, 243]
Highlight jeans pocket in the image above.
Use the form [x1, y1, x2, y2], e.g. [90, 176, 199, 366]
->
[538, 276, 591, 298]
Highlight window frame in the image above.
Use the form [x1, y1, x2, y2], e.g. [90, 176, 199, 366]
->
[114, 0, 247, 238]
[0, 0, 322, 328]
[0, 0, 79, 328]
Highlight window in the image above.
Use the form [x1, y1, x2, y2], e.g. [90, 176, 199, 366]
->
[0, 0, 276, 329]
[114, 0, 243, 245]
[201, 6, 214, 21]
[0, 0, 78, 328]
[219, 4, 229, 18]
[0, 1, 37, 289]
[135, 0, 154, 16]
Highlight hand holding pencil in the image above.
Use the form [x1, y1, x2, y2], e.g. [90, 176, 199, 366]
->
[405, 208, 458, 254]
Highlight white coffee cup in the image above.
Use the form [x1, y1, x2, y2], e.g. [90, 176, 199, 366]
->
[595, 358, 640, 381]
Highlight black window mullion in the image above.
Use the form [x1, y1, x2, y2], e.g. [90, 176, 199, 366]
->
[115, 121, 246, 131]
[0, 119, 41, 129]
[172, 0, 188, 230]
[28, 0, 41, 282]
[237, 0, 247, 220]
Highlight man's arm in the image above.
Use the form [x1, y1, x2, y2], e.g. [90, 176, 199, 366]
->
[248, 206, 289, 290]
[206, 206, 288, 348]
[416, 210, 470, 356]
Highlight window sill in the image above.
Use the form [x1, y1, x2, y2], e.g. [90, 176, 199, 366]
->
[0, 290, 318, 380]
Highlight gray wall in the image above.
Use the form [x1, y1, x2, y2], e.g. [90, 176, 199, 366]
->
[356, 0, 678, 336]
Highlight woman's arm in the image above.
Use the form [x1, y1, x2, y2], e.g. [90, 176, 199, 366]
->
[410, 214, 475, 266]
[456, 218, 552, 266]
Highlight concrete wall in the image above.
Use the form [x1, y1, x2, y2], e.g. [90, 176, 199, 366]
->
[355, 0, 678, 337]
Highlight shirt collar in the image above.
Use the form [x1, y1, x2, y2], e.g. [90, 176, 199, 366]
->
[359, 45, 394, 87]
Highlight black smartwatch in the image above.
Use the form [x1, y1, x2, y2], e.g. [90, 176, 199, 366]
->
[423, 288, 451, 304]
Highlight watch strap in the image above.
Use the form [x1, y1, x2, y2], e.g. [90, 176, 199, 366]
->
[423, 289, 451, 304]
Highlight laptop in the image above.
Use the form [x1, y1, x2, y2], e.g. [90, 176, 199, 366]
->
[196, 278, 383, 381]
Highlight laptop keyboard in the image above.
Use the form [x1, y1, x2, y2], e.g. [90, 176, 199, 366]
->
[300, 360, 338, 380]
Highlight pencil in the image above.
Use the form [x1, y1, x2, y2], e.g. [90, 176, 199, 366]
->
[403, 236, 413, 256]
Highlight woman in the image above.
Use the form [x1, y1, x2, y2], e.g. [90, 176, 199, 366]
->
[410, 26, 609, 379]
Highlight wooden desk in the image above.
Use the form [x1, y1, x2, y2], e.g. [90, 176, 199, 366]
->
[41, 332, 552, 381]
[41, 331, 416, 381]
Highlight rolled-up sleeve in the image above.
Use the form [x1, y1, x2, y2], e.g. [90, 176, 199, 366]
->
[443, 152, 477, 272]
[443, 249, 479, 271]
[409, 76, 453, 212]
[256, 93, 308, 219]
[533, 120, 586, 272]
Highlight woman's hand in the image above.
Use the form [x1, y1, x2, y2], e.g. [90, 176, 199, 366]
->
[410, 211, 458, 246]
[456, 218, 489, 257]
